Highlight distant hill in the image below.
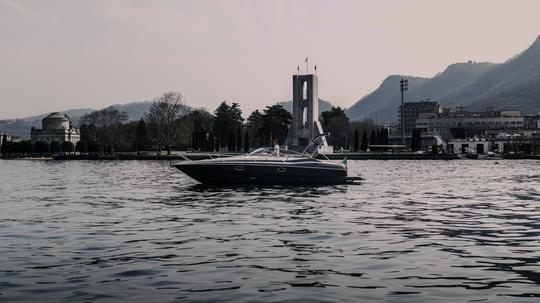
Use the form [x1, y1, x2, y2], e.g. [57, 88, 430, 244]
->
[277, 99, 335, 114]
[440, 36, 540, 113]
[346, 35, 540, 122]
[346, 75, 430, 123]
[0, 101, 153, 139]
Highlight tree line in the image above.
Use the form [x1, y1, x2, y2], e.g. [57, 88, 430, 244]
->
[76, 92, 293, 155]
[1, 93, 418, 158]
[320, 106, 391, 151]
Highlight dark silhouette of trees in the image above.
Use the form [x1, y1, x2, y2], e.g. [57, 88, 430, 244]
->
[21, 141, 33, 154]
[377, 128, 389, 145]
[135, 119, 148, 154]
[75, 141, 87, 153]
[321, 106, 349, 149]
[182, 109, 214, 152]
[213, 101, 244, 150]
[369, 130, 377, 146]
[243, 131, 250, 152]
[236, 127, 242, 152]
[246, 110, 265, 146]
[411, 128, 422, 151]
[0, 134, 7, 156]
[34, 141, 49, 153]
[353, 129, 359, 151]
[247, 105, 292, 147]
[50, 141, 61, 153]
[361, 130, 368, 151]
[260, 104, 291, 146]
[0, 139, 33, 157]
[87, 140, 100, 153]
[146, 91, 189, 154]
[227, 129, 235, 151]
[81, 107, 128, 153]
[61, 141, 74, 153]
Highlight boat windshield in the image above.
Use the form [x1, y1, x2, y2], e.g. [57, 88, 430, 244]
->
[247, 147, 311, 158]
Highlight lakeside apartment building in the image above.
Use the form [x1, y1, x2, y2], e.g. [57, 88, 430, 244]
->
[398, 100, 443, 134]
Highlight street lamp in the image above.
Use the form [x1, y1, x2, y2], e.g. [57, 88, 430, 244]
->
[400, 78, 408, 145]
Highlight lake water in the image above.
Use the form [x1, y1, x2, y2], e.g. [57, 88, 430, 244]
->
[1, 159, 540, 302]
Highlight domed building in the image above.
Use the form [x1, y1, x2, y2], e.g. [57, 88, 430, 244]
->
[30, 112, 80, 145]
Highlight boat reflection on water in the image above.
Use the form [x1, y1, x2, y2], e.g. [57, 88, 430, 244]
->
[174, 137, 357, 185]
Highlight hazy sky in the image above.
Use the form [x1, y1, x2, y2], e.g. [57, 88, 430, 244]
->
[1, 0, 540, 119]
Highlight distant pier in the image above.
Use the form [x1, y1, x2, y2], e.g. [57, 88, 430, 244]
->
[320, 152, 459, 160]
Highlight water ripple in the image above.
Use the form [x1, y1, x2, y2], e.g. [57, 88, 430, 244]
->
[1, 159, 540, 302]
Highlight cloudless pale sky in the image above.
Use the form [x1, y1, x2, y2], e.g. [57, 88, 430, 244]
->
[1, 0, 540, 119]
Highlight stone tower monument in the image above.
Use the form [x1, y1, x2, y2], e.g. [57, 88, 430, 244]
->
[285, 74, 328, 149]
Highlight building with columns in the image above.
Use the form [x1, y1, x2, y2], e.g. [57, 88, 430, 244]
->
[30, 112, 80, 145]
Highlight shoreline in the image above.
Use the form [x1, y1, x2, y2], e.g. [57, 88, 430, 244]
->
[2, 153, 539, 161]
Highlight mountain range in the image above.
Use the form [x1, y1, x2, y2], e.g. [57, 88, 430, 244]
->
[346, 35, 540, 122]
[0, 102, 153, 139]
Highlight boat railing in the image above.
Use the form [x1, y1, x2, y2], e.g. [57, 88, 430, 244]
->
[247, 147, 327, 162]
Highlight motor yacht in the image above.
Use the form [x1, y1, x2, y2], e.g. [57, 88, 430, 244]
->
[173, 145, 350, 185]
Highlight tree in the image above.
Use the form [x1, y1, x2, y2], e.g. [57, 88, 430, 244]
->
[236, 127, 242, 152]
[381, 128, 389, 145]
[50, 141, 61, 153]
[369, 130, 377, 146]
[181, 109, 214, 151]
[135, 119, 148, 155]
[246, 104, 292, 147]
[0, 134, 7, 156]
[246, 109, 265, 146]
[21, 141, 33, 155]
[213, 101, 244, 149]
[227, 129, 235, 151]
[87, 140, 99, 153]
[75, 141, 87, 153]
[410, 128, 422, 151]
[81, 107, 128, 153]
[146, 91, 188, 154]
[34, 141, 49, 154]
[61, 141, 74, 153]
[321, 107, 349, 149]
[353, 129, 359, 152]
[243, 131, 250, 153]
[361, 130, 368, 151]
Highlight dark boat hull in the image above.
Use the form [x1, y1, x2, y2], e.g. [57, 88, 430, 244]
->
[174, 162, 347, 185]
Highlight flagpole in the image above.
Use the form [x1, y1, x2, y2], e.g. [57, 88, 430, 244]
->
[306, 57, 309, 75]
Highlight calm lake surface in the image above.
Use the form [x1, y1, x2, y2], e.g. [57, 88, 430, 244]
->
[1, 159, 540, 302]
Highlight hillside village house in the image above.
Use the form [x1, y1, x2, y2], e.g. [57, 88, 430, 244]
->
[30, 112, 80, 145]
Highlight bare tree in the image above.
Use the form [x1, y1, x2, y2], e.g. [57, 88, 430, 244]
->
[146, 91, 189, 154]
[80, 107, 128, 153]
